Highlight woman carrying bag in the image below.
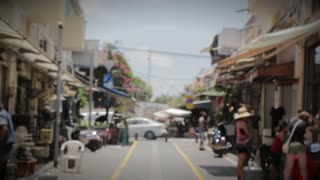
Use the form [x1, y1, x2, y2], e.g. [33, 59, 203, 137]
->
[283, 111, 312, 180]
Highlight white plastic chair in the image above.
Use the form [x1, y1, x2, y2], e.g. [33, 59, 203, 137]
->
[60, 140, 85, 173]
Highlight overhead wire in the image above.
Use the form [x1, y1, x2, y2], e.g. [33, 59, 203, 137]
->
[117, 46, 209, 58]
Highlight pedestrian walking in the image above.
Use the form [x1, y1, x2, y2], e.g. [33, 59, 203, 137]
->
[283, 111, 313, 180]
[234, 105, 253, 180]
[0, 101, 16, 180]
[106, 123, 117, 144]
[271, 120, 288, 180]
[199, 111, 206, 151]
[117, 119, 129, 146]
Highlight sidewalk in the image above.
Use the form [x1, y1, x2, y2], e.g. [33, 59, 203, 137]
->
[39, 145, 130, 180]
[17, 162, 54, 180]
[17, 144, 130, 180]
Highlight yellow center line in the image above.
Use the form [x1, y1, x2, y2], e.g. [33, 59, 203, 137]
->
[110, 141, 138, 180]
[173, 143, 205, 180]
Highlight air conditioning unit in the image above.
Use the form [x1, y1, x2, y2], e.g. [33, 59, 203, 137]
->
[218, 28, 243, 56]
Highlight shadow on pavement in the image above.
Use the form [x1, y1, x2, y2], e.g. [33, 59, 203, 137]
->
[200, 166, 236, 177]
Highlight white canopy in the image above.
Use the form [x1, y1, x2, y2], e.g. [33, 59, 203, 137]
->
[218, 20, 320, 68]
[154, 108, 192, 118]
[239, 20, 320, 51]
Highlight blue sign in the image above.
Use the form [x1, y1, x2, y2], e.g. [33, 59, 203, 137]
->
[103, 74, 113, 88]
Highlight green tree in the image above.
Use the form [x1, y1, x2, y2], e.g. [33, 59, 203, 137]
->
[168, 93, 186, 107]
[131, 76, 152, 102]
[75, 88, 88, 118]
[93, 43, 153, 110]
[153, 95, 175, 104]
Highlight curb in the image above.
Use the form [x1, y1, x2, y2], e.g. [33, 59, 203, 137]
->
[18, 161, 54, 180]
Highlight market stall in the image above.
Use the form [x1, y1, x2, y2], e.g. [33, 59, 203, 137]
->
[153, 108, 191, 137]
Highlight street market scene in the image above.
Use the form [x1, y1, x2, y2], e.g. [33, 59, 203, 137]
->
[0, 0, 320, 180]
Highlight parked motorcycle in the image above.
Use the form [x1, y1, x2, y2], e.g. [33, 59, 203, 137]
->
[209, 127, 231, 157]
[72, 128, 103, 152]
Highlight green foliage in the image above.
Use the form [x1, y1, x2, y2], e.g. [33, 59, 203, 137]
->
[94, 121, 109, 129]
[92, 43, 153, 107]
[73, 116, 82, 124]
[153, 94, 176, 104]
[77, 89, 88, 108]
[80, 119, 90, 128]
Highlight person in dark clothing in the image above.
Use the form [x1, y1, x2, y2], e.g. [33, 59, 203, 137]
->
[217, 121, 227, 137]
[270, 106, 286, 137]
[0, 101, 15, 180]
[271, 120, 288, 180]
[250, 111, 260, 149]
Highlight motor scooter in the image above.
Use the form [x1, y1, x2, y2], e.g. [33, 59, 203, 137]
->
[209, 127, 231, 157]
[72, 128, 103, 152]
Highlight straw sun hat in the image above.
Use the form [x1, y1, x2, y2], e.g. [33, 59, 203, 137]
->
[234, 106, 252, 120]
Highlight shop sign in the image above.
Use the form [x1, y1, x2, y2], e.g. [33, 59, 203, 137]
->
[186, 103, 194, 110]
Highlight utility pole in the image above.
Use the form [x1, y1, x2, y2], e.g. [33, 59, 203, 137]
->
[54, 22, 63, 168]
[144, 50, 151, 117]
[89, 52, 94, 127]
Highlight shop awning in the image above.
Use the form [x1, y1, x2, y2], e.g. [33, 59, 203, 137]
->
[0, 38, 39, 53]
[75, 72, 132, 100]
[164, 108, 191, 116]
[36, 62, 58, 72]
[154, 108, 192, 118]
[23, 53, 52, 63]
[0, 19, 22, 39]
[217, 46, 274, 68]
[244, 62, 295, 82]
[192, 100, 212, 110]
[216, 73, 243, 84]
[0, 18, 89, 97]
[218, 20, 320, 69]
[198, 89, 226, 97]
[197, 63, 218, 78]
[239, 20, 320, 51]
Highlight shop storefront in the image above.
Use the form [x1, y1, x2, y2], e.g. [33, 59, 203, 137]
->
[304, 35, 320, 115]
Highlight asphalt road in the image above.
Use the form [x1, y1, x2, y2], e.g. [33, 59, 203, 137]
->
[43, 138, 237, 180]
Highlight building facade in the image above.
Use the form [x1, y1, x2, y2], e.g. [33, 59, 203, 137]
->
[0, 0, 85, 141]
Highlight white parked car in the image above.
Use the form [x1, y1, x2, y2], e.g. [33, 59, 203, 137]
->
[126, 118, 168, 140]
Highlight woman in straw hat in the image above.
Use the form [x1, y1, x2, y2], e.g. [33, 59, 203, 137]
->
[234, 105, 253, 180]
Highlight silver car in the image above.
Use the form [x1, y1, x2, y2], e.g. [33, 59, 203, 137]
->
[127, 118, 168, 140]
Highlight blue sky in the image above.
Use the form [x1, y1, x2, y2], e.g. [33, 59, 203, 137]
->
[80, 0, 250, 99]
